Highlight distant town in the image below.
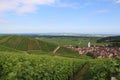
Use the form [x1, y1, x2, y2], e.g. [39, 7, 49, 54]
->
[65, 42, 120, 58]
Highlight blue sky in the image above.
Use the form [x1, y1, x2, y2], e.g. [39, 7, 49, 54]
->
[0, 0, 120, 34]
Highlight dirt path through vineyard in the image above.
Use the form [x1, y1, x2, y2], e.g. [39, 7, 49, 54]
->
[53, 46, 60, 54]
[73, 63, 89, 80]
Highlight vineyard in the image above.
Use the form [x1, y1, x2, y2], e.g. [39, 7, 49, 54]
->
[0, 36, 82, 58]
[84, 58, 120, 80]
[0, 35, 120, 80]
[0, 45, 20, 52]
[37, 37, 103, 47]
[0, 52, 120, 80]
[0, 52, 87, 80]
[0, 36, 57, 51]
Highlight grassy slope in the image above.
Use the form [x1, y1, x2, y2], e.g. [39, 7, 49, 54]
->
[0, 36, 119, 80]
[56, 47, 91, 59]
[0, 36, 86, 59]
[0, 45, 21, 52]
[0, 36, 57, 52]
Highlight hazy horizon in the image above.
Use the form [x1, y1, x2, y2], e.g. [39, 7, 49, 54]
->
[0, 32, 119, 35]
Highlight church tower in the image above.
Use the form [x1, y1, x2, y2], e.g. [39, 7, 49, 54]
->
[88, 42, 91, 47]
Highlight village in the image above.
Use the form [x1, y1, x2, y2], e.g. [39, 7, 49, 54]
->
[65, 42, 120, 58]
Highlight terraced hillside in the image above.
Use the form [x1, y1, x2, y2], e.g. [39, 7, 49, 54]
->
[0, 36, 57, 52]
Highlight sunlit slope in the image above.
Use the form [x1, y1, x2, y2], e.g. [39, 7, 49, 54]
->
[0, 36, 57, 52]
[55, 47, 91, 59]
[0, 36, 83, 58]
[0, 45, 21, 52]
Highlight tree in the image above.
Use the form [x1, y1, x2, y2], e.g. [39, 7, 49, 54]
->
[86, 52, 95, 59]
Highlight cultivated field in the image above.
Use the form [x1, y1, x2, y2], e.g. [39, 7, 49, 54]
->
[0, 35, 119, 80]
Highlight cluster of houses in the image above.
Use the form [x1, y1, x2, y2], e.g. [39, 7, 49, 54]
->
[64, 42, 120, 58]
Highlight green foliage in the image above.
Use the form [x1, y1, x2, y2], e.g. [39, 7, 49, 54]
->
[83, 58, 120, 80]
[0, 35, 120, 80]
[0, 52, 87, 80]
[97, 36, 120, 43]
[38, 37, 102, 47]
[0, 36, 57, 52]
[0, 45, 21, 52]
[57, 47, 76, 55]
[86, 52, 96, 59]
[97, 36, 120, 47]
[0, 36, 91, 59]
[109, 42, 120, 47]
[0, 52, 119, 80]
[56, 47, 91, 59]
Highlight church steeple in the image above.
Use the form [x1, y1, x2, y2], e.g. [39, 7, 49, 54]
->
[88, 42, 91, 47]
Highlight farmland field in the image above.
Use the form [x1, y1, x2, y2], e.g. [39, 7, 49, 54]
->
[36, 36, 105, 47]
[0, 35, 119, 80]
[0, 52, 120, 80]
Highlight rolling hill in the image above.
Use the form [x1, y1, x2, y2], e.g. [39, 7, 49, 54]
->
[97, 36, 120, 43]
[97, 36, 120, 47]
[1, 35, 119, 80]
[0, 35, 90, 59]
[0, 35, 57, 52]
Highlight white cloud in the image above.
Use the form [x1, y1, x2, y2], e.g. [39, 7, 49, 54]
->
[0, 0, 90, 14]
[116, 0, 120, 3]
[0, 0, 56, 14]
[97, 9, 109, 13]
